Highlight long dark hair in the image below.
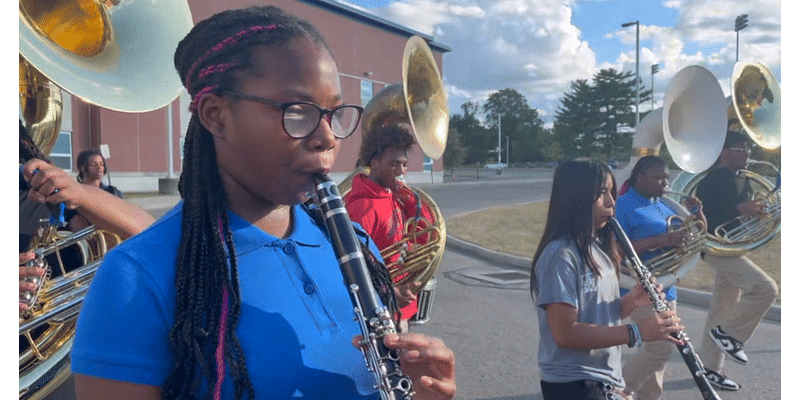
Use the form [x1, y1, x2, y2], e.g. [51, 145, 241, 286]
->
[167, 6, 331, 400]
[530, 159, 619, 293]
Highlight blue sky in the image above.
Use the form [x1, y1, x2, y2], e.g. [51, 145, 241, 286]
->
[340, 0, 782, 125]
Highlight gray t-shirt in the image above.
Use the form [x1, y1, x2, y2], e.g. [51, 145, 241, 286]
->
[533, 237, 624, 388]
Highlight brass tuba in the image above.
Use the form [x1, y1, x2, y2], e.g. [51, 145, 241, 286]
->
[339, 36, 449, 324]
[668, 61, 781, 257]
[19, 1, 192, 398]
[616, 65, 727, 289]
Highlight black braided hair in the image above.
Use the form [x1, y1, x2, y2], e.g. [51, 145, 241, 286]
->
[167, 6, 396, 399]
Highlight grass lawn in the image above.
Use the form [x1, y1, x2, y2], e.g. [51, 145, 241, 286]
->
[447, 201, 781, 304]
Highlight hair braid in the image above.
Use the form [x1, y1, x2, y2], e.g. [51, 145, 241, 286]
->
[167, 6, 330, 399]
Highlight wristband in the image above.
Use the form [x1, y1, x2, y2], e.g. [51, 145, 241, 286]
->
[627, 323, 642, 348]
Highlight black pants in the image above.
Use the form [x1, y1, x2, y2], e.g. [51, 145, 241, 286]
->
[541, 380, 626, 400]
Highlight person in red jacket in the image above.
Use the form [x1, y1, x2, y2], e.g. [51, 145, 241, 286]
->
[344, 123, 434, 328]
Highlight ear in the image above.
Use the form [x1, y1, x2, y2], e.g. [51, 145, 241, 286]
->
[196, 92, 228, 139]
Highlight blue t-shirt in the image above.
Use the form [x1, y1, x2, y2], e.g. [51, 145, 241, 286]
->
[533, 238, 624, 389]
[615, 188, 678, 301]
[71, 202, 379, 399]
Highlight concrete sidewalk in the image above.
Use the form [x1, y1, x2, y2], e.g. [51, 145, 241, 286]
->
[446, 235, 781, 323]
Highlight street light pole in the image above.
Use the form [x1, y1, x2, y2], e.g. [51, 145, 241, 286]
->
[651, 63, 659, 110]
[735, 14, 749, 62]
[497, 117, 502, 164]
[622, 20, 640, 129]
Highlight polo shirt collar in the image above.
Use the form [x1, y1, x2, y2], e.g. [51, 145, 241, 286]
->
[227, 205, 325, 256]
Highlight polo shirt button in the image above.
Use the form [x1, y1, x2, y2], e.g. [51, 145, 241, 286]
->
[303, 283, 315, 294]
[283, 243, 295, 254]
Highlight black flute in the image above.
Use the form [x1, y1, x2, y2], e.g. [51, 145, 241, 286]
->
[608, 217, 721, 400]
[312, 174, 413, 400]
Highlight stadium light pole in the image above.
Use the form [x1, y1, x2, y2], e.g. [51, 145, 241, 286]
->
[651, 64, 659, 110]
[735, 14, 749, 62]
[622, 20, 640, 129]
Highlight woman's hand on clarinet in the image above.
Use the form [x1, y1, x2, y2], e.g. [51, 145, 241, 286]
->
[639, 310, 684, 345]
[353, 333, 457, 399]
[384, 333, 456, 400]
[628, 278, 666, 309]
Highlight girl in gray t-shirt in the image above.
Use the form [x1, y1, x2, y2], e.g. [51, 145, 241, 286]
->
[530, 159, 682, 400]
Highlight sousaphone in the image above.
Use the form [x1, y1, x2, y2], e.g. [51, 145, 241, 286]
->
[19, 1, 192, 398]
[339, 36, 449, 324]
[616, 65, 727, 289]
[668, 61, 780, 257]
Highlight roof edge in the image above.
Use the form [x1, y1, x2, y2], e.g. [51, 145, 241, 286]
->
[296, 0, 452, 53]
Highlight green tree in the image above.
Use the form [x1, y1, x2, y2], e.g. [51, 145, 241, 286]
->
[552, 79, 600, 158]
[482, 88, 546, 163]
[551, 68, 650, 160]
[593, 68, 650, 160]
[449, 101, 492, 165]
[442, 127, 467, 169]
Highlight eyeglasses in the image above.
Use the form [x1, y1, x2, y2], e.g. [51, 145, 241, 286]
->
[222, 91, 363, 139]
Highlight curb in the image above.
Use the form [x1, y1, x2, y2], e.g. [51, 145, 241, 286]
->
[445, 235, 780, 323]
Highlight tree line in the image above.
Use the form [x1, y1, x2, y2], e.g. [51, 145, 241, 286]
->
[443, 68, 651, 169]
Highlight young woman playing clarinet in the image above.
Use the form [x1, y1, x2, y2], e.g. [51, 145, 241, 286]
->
[531, 158, 682, 400]
[69, 6, 455, 400]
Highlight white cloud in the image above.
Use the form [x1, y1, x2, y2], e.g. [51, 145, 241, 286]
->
[364, 0, 598, 118]
[610, 0, 781, 107]
[348, 0, 780, 122]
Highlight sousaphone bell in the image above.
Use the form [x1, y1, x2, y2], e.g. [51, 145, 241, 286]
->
[19, 1, 193, 398]
[669, 61, 781, 257]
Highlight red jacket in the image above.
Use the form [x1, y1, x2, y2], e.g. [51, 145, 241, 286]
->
[343, 173, 434, 319]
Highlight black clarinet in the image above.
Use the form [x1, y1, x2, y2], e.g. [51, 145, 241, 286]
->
[312, 174, 413, 400]
[608, 217, 721, 400]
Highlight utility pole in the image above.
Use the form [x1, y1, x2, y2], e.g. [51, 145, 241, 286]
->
[505, 136, 509, 166]
[622, 21, 640, 129]
[497, 117, 502, 164]
[735, 14, 749, 62]
[651, 64, 659, 110]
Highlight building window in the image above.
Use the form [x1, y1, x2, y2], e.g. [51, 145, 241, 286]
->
[49, 131, 73, 170]
[423, 156, 433, 172]
[360, 80, 373, 106]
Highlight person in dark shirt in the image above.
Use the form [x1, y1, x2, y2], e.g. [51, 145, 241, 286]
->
[694, 130, 778, 391]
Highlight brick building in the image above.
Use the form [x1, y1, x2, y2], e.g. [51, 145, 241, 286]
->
[23, 0, 449, 192]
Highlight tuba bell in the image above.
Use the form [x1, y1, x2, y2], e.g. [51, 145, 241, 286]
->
[19, 1, 193, 398]
[339, 36, 449, 324]
[668, 61, 781, 257]
[616, 65, 727, 289]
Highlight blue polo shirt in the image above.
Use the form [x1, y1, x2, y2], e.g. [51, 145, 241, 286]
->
[72, 202, 378, 399]
[615, 188, 678, 301]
